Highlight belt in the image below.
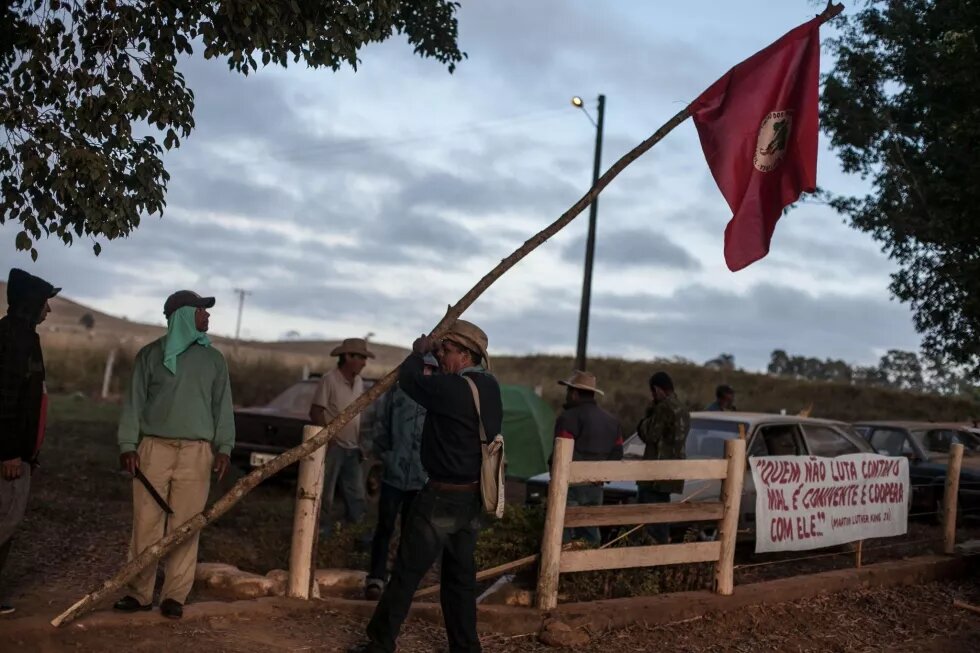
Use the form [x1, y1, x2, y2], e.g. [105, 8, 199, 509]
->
[427, 480, 480, 493]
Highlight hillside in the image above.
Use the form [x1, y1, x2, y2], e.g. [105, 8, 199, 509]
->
[3, 283, 976, 421]
[0, 281, 409, 375]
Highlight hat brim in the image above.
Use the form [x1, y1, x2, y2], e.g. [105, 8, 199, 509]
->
[329, 346, 376, 358]
[558, 379, 604, 396]
[444, 333, 490, 368]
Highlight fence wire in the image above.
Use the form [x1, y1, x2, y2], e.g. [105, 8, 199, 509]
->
[733, 537, 943, 570]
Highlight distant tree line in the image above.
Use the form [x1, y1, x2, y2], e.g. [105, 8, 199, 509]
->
[765, 349, 978, 398]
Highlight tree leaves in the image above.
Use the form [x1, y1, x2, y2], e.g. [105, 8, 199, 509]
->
[1, 0, 464, 255]
[821, 0, 980, 378]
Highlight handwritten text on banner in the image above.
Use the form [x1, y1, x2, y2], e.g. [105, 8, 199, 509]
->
[750, 454, 909, 553]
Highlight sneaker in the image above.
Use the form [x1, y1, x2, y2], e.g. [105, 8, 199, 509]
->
[160, 598, 183, 620]
[113, 596, 152, 612]
[364, 578, 384, 600]
[0, 604, 14, 615]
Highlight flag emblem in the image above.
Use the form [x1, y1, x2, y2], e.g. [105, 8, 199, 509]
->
[753, 110, 793, 172]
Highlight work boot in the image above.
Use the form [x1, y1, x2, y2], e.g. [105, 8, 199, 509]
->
[160, 598, 183, 619]
[364, 578, 384, 601]
[113, 596, 152, 612]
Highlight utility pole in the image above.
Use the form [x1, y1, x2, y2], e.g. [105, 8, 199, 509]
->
[233, 288, 251, 351]
[573, 94, 605, 371]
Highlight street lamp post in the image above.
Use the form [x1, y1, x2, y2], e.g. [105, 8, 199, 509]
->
[572, 94, 605, 371]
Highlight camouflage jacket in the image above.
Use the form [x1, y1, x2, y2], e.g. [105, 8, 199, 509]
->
[637, 394, 690, 495]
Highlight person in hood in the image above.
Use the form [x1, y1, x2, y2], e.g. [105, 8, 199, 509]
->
[0, 268, 59, 616]
[114, 290, 235, 620]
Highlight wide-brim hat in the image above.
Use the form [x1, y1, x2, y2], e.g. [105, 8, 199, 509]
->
[164, 290, 215, 318]
[330, 337, 376, 358]
[443, 319, 490, 369]
[558, 370, 604, 396]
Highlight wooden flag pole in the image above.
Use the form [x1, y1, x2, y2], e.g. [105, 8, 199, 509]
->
[51, 105, 693, 627]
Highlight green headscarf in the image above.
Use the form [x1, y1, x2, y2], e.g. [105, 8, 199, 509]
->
[164, 305, 211, 374]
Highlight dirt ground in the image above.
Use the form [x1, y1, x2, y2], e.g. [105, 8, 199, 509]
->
[2, 396, 979, 651]
[6, 579, 979, 652]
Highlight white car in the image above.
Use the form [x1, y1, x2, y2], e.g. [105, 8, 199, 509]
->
[525, 411, 873, 538]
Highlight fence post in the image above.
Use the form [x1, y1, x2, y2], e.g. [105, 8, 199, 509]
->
[536, 437, 574, 610]
[943, 442, 965, 555]
[101, 349, 117, 399]
[714, 438, 746, 595]
[288, 425, 327, 598]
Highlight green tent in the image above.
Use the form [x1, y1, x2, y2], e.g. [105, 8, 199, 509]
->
[500, 384, 555, 480]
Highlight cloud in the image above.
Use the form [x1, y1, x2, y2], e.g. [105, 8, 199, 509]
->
[477, 282, 919, 371]
[561, 228, 700, 271]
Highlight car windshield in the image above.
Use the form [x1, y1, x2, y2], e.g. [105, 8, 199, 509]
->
[265, 381, 318, 416]
[622, 418, 744, 460]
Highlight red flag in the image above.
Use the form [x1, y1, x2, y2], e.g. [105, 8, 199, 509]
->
[691, 17, 821, 271]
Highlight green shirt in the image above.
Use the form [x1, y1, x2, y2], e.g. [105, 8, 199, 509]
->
[117, 338, 235, 455]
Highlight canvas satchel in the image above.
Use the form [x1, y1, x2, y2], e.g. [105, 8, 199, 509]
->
[463, 376, 506, 518]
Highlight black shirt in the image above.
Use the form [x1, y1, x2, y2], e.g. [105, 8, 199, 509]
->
[554, 399, 623, 462]
[398, 353, 503, 484]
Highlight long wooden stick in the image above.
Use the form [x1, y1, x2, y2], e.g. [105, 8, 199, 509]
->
[51, 105, 692, 628]
[413, 553, 540, 599]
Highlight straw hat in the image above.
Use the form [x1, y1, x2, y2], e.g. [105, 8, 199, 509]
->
[329, 338, 376, 358]
[443, 319, 490, 369]
[558, 370, 604, 396]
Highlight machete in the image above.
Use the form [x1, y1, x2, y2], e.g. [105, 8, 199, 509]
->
[133, 467, 174, 515]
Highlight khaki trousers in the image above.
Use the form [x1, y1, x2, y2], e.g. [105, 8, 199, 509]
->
[127, 437, 212, 605]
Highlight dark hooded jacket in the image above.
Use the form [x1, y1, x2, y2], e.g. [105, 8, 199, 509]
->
[0, 268, 58, 462]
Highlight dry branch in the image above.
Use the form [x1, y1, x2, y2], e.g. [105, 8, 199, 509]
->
[52, 104, 692, 627]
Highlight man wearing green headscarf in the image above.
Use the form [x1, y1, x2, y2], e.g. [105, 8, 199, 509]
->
[114, 290, 235, 620]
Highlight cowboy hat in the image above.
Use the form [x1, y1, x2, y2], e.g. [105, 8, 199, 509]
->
[443, 319, 490, 369]
[558, 370, 604, 396]
[329, 338, 376, 358]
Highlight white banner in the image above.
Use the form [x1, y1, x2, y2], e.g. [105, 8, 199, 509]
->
[750, 454, 909, 553]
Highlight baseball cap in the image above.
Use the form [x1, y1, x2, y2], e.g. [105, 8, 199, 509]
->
[163, 290, 215, 318]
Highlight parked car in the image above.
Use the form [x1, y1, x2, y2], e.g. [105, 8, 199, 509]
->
[231, 376, 384, 499]
[525, 412, 873, 538]
[854, 421, 980, 516]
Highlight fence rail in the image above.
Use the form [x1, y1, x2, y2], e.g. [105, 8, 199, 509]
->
[535, 436, 746, 610]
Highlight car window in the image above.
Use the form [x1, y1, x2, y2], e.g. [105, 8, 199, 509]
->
[917, 429, 957, 454]
[265, 382, 318, 416]
[869, 428, 913, 456]
[686, 419, 744, 459]
[954, 430, 980, 451]
[804, 425, 862, 457]
[748, 424, 805, 457]
[621, 418, 745, 460]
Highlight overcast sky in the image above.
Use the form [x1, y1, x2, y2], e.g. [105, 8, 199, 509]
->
[0, 0, 921, 371]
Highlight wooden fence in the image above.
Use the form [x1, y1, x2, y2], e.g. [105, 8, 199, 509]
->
[535, 436, 747, 609]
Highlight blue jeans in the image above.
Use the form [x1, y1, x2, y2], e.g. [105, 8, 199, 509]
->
[366, 485, 483, 653]
[368, 483, 418, 583]
[637, 487, 671, 544]
[321, 445, 366, 538]
[564, 484, 603, 546]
